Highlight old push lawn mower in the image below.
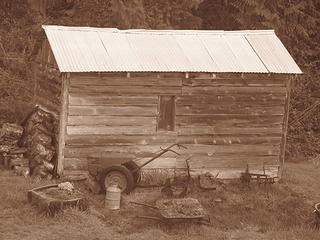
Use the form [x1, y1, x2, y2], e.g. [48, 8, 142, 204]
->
[98, 143, 187, 193]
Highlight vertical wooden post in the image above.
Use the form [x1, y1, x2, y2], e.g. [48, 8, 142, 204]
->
[279, 76, 292, 178]
[56, 73, 70, 176]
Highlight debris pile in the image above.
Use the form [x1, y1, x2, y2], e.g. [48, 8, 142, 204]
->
[21, 107, 57, 179]
[28, 182, 88, 216]
[0, 123, 30, 176]
[199, 172, 222, 190]
[155, 198, 206, 218]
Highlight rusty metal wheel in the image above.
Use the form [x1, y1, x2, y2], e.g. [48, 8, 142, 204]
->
[100, 165, 135, 193]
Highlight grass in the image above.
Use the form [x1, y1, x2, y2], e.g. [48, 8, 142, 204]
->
[0, 162, 320, 240]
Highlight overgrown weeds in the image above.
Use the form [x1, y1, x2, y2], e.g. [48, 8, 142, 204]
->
[1, 163, 320, 239]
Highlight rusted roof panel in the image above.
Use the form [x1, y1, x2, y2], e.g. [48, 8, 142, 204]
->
[42, 25, 302, 74]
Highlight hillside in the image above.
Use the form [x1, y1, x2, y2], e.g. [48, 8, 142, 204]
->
[0, 0, 319, 160]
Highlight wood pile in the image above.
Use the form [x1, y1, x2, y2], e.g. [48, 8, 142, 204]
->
[21, 107, 57, 179]
[0, 123, 30, 176]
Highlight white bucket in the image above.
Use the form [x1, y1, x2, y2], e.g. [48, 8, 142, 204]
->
[105, 185, 121, 210]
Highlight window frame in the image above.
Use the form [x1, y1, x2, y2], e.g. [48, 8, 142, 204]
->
[156, 95, 176, 132]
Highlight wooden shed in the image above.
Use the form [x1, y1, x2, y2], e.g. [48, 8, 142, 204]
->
[37, 25, 302, 181]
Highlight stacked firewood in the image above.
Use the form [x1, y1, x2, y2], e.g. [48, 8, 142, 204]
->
[21, 107, 57, 179]
[0, 123, 29, 176]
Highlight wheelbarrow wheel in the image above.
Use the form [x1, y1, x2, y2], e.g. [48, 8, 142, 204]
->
[100, 165, 135, 194]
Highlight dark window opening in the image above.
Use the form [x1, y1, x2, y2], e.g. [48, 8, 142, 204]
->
[157, 96, 175, 131]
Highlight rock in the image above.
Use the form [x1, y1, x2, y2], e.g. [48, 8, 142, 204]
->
[43, 161, 54, 171]
[27, 108, 54, 132]
[46, 174, 53, 180]
[32, 165, 48, 177]
[9, 147, 28, 154]
[30, 143, 54, 162]
[199, 172, 222, 190]
[58, 182, 74, 192]
[30, 129, 52, 146]
[0, 144, 13, 153]
[9, 157, 29, 169]
[0, 123, 23, 145]
[85, 175, 101, 194]
[14, 166, 30, 177]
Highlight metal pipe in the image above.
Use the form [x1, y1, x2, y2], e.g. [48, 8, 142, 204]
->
[138, 143, 186, 169]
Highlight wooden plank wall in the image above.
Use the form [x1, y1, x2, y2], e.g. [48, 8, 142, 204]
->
[64, 73, 182, 175]
[177, 73, 288, 178]
[63, 72, 289, 179]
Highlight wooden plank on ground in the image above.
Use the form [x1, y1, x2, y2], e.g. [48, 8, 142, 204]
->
[188, 167, 279, 179]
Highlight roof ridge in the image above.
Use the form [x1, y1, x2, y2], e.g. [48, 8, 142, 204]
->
[42, 25, 275, 35]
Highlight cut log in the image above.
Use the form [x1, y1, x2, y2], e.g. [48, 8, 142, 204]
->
[9, 157, 29, 169]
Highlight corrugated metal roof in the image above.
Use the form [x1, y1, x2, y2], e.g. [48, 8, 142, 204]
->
[42, 25, 302, 74]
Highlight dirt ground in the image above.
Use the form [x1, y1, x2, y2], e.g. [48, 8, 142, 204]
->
[0, 162, 320, 240]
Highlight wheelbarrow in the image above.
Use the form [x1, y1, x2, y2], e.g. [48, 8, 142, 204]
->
[130, 198, 210, 225]
[99, 143, 187, 193]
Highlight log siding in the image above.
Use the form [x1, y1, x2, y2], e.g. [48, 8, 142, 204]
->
[62, 72, 289, 179]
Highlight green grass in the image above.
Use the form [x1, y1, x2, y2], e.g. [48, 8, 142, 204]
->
[0, 162, 320, 240]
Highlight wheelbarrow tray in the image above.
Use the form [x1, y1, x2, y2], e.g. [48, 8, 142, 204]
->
[155, 198, 207, 219]
[131, 198, 210, 225]
[27, 184, 88, 215]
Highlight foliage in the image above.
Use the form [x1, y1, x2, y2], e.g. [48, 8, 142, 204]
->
[198, 0, 320, 160]
[143, 0, 202, 29]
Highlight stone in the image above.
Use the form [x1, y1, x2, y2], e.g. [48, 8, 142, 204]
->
[14, 166, 30, 177]
[9, 157, 29, 169]
[58, 182, 74, 192]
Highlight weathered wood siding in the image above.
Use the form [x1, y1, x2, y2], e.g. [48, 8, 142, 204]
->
[63, 72, 290, 179]
[34, 40, 61, 114]
[177, 73, 288, 178]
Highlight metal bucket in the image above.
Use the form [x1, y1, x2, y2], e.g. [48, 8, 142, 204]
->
[105, 185, 121, 210]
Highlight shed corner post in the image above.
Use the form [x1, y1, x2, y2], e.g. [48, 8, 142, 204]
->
[279, 75, 293, 178]
[56, 72, 70, 176]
